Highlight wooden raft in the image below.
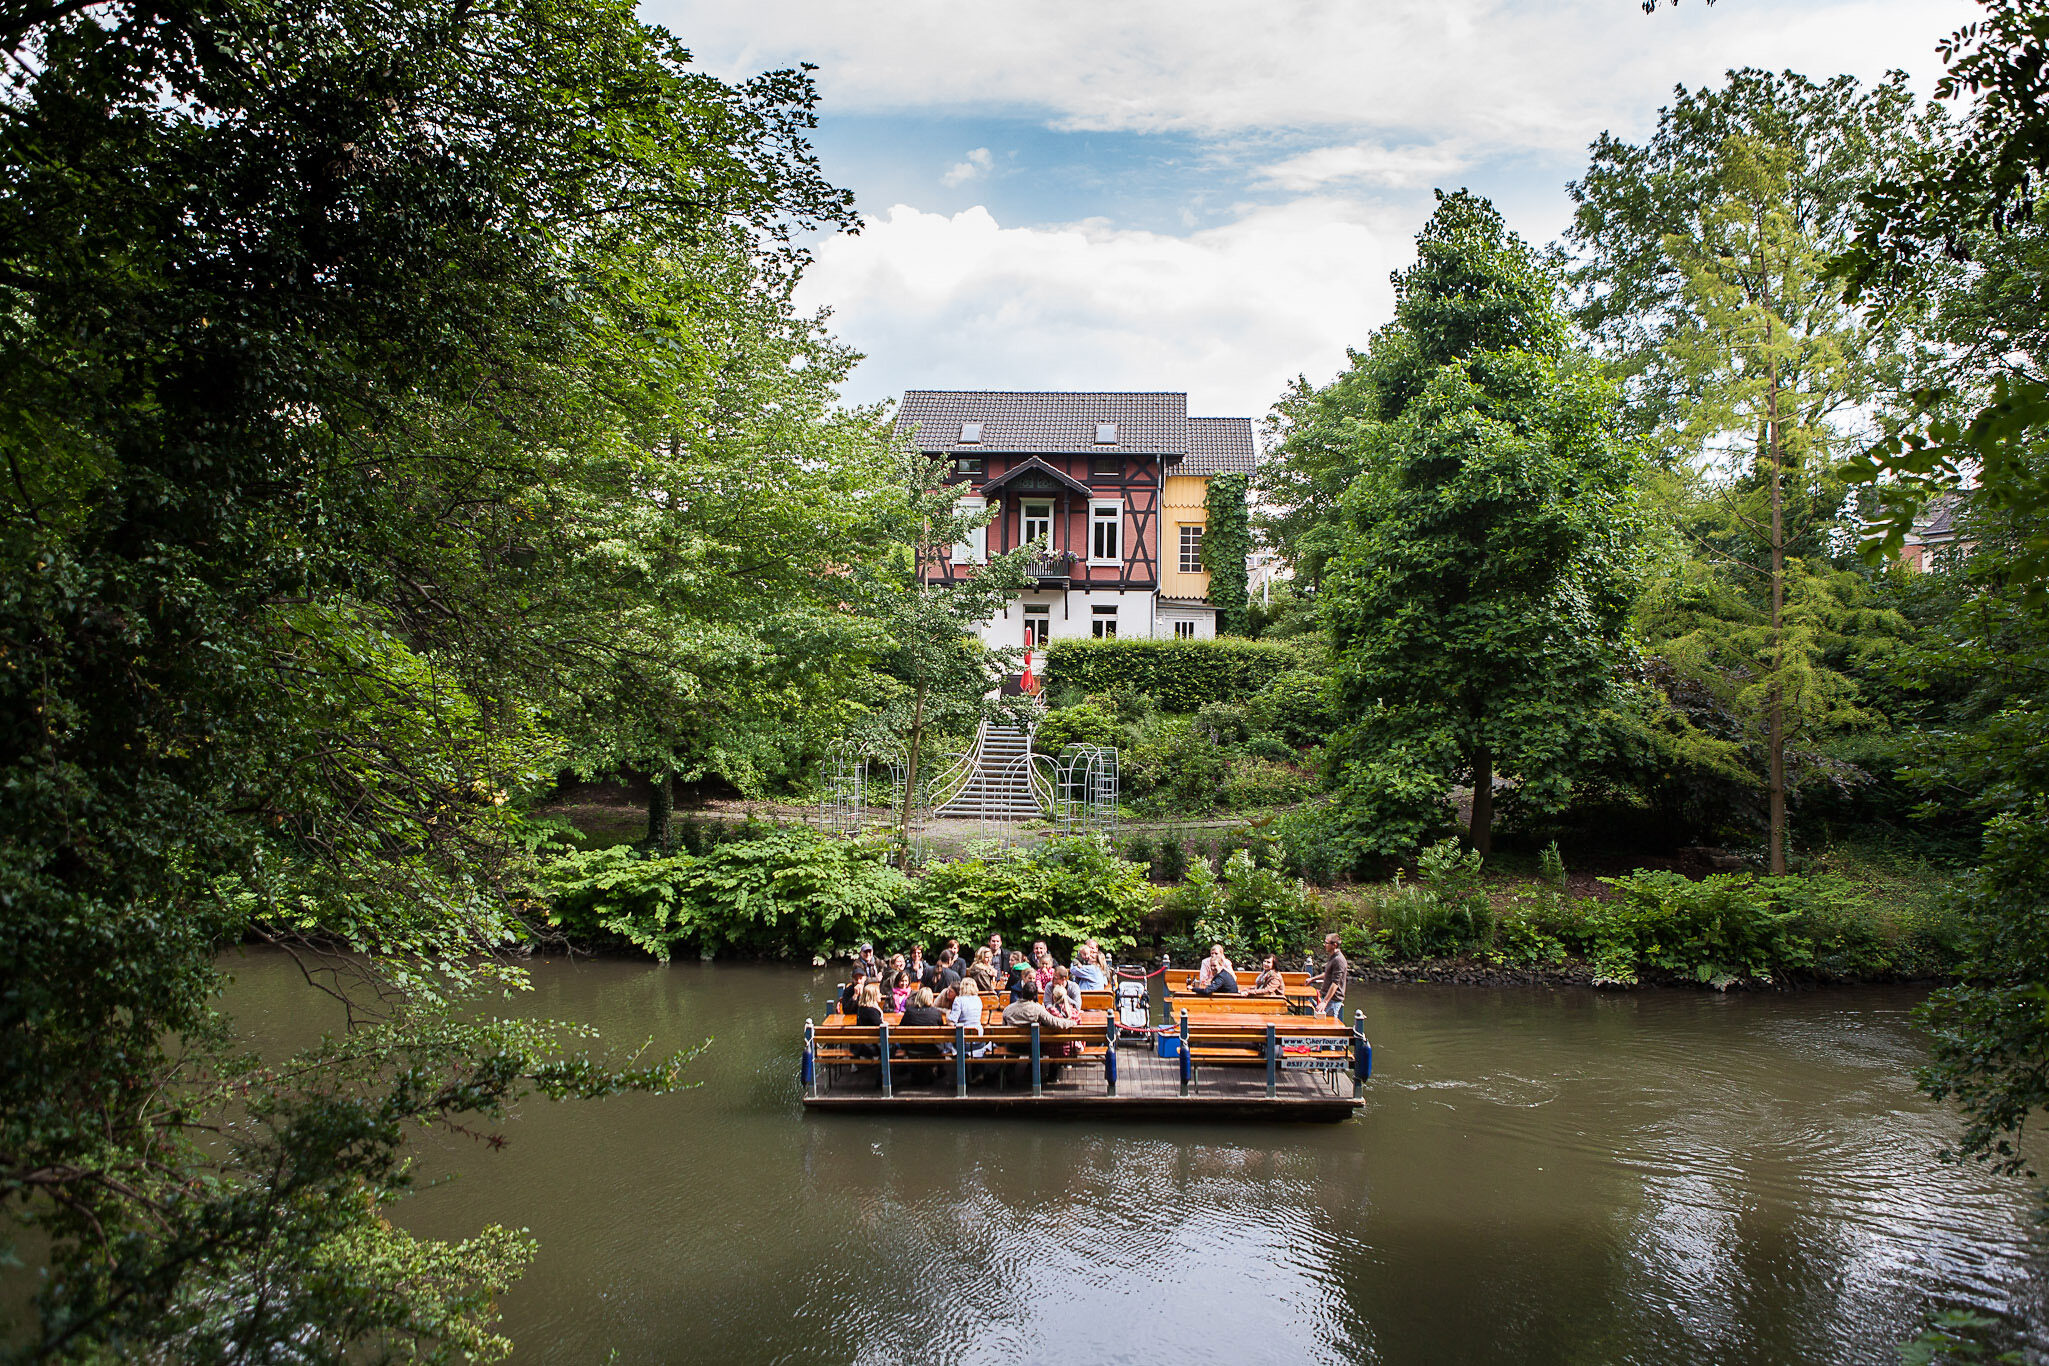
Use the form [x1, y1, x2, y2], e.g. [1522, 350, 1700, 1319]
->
[799, 1007, 1370, 1122]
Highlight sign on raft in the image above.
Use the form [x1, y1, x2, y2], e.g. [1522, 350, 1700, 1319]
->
[1281, 1057, 1349, 1071]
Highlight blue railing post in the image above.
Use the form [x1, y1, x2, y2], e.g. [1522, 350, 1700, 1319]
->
[879, 1021, 892, 1098]
[1352, 1008, 1371, 1093]
[1030, 1024, 1043, 1098]
[1266, 1022, 1277, 1098]
[954, 1024, 968, 1098]
[1179, 1009, 1191, 1095]
[1105, 1018, 1118, 1096]
[802, 1019, 817, 1096]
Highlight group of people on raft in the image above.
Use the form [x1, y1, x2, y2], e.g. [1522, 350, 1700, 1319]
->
[831, 931, 1353, 1073]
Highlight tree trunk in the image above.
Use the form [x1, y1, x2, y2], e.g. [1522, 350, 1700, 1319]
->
[898, 676, 928, 871]
[1468, 746, 1494, 859]
[1766, 309, 1787, 877]
[1753, 214, 1786, 876]
[646, 770, 674, 853]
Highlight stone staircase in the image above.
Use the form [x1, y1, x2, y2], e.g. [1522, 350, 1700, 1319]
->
[933, 723, 1044, 820]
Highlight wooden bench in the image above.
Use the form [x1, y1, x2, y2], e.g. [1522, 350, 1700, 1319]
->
[807, 1021, 1112, 1096]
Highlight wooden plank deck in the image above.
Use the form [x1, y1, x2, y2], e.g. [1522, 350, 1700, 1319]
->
[801, 1041, 1364, 1122]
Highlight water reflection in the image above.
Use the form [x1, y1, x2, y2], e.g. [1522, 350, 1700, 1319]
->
[214, 954, 2044, 1365]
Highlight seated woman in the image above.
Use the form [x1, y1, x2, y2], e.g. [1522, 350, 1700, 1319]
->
[942, 980, 989, 1058]
[966, 947, 1000, 993]
[898, 986, 947, 1070]
[1069, 945, 1106, 991]
[888, 969, 913, 1014]
[1247, 954, 1285, 998]
[851, 980, 885, 1067]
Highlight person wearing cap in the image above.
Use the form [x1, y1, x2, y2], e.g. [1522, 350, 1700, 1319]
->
[837, 967, 868, 1017]
[856, 943, 880, 980]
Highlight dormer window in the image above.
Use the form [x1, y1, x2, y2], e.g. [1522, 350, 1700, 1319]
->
[1094, 422, 1117, 444]
[959, 421, 983, 444]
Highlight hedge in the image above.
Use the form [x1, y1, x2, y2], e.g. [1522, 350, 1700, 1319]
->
[1041, 638, 1309, 712]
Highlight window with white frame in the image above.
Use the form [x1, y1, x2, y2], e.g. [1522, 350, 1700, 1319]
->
[950, 497, 986, 565]
[1022, 499, 1053, 549]
[1173, 619, 1196, 639]
[1023, 603, 1050, 646]
[1178, 524, 1204, 574]
[1091, 604, 1118, 639]
[1089, 500, 1122, 565]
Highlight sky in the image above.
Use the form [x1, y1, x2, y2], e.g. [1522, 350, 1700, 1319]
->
[639, 0, 1976, 421]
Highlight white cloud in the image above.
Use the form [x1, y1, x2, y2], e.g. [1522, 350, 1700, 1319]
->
[1259, 141, 1471, 192]
[941, 146, 993, 187]
[657, 0, 1976, 153]
[796, 201, 1403, 418]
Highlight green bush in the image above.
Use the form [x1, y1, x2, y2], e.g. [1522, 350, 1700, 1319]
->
[1220, 757, 1314, 811]
[1153, 832, 1190, 884]
[911, 835, 1151, 953]
[1159, 849, 1319, 959]
[539, 830, 913, 961]
[1041, 638, 1309, 712]
[1122, 830, 1157, 872]
[1195, 702, 1251, 744]
[1248, 668, 1340, 749]
[1241, 734, 1296, 763]
[1123, 716, 1230, 814]
[1034, 700, 1122, 754]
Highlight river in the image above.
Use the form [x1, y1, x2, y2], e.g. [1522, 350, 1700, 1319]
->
[221, 951, 2046, 1365]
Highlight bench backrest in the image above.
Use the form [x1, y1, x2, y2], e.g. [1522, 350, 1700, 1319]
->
[1165, 970, 1312, 991]
[1166, 995, 1293, 1014]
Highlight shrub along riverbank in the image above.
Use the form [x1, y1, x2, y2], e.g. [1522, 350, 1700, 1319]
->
[534, 824, 1963, 989]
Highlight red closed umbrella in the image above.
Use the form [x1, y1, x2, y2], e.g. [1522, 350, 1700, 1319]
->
[1020, 648, 1041, 695]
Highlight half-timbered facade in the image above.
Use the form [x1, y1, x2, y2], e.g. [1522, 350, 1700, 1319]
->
[896, 390, 1256, 646]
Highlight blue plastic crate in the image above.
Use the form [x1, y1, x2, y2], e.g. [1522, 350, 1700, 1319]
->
[1155, 1033, 1182, 1059]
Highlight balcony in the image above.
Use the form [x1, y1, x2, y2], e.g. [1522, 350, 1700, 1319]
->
[1026, 549, 1079, 587]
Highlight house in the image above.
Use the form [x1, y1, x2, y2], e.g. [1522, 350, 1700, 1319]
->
[1899, 492, 1971, 571]
[895, 390, 1256, 646]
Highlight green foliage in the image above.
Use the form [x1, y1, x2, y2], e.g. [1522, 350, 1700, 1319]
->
[1035, 700, 1124, 754]
[542, 830, 913, 961]
[1249, 668, 1341, 749]
[1204, 472, 1254, 635]
[912, 837, 1152, 954]
[1153, 832, 1191, 885]
[1161, 850, 1319, 958]
[1121, 717, 1231, 815]
[1040, 638, 1307, 712]
[1, 0, 837, 1351]
[1317, 192, 1642, 856]
[1220, 758, 1315, 811]
[1538, 841, 1568, 889]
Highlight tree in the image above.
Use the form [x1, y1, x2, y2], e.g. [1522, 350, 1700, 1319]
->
[848, 452, 1032, 862]
[1318, 192, 1640, 857]
[1569, 72, 1945, 871]
[0, 0, 852, 1354]
[1204, 471, 1252, 635]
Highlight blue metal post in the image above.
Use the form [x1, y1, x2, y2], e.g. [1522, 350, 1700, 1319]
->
[1352, 1008, 1371, 1093]
[879, 1022, 892, 1098]
[1178, 1009, 1191, 1095]
[802, 1019, 816, 1096]
[1105, 1018, 1118, 1096]
[955, 1023, 968, 1098]
[1266, 1022, 1277, 1098]
[1030, 1024, 1043, 1098]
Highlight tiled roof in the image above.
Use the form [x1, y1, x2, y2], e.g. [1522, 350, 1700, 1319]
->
[1909, 491, 1969, 542]
[1181, 417, 1257, 475]
[896, 390, 1189, 455]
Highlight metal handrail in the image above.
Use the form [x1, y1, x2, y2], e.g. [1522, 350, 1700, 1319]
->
[926, 721, 987, 813]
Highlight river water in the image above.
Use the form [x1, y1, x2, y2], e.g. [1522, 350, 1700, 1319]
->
[222, 952, 2046, 1365]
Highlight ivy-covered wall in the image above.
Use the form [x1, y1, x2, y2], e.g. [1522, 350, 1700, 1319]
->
[1204, 471, 1252, 635]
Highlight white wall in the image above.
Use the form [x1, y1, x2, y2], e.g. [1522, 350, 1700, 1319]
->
[978, 589, 1158, 648]
[1153, 605, 1216, 640]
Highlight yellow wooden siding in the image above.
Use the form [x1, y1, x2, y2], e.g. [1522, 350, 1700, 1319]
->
[1159, 474, 1211, 600]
